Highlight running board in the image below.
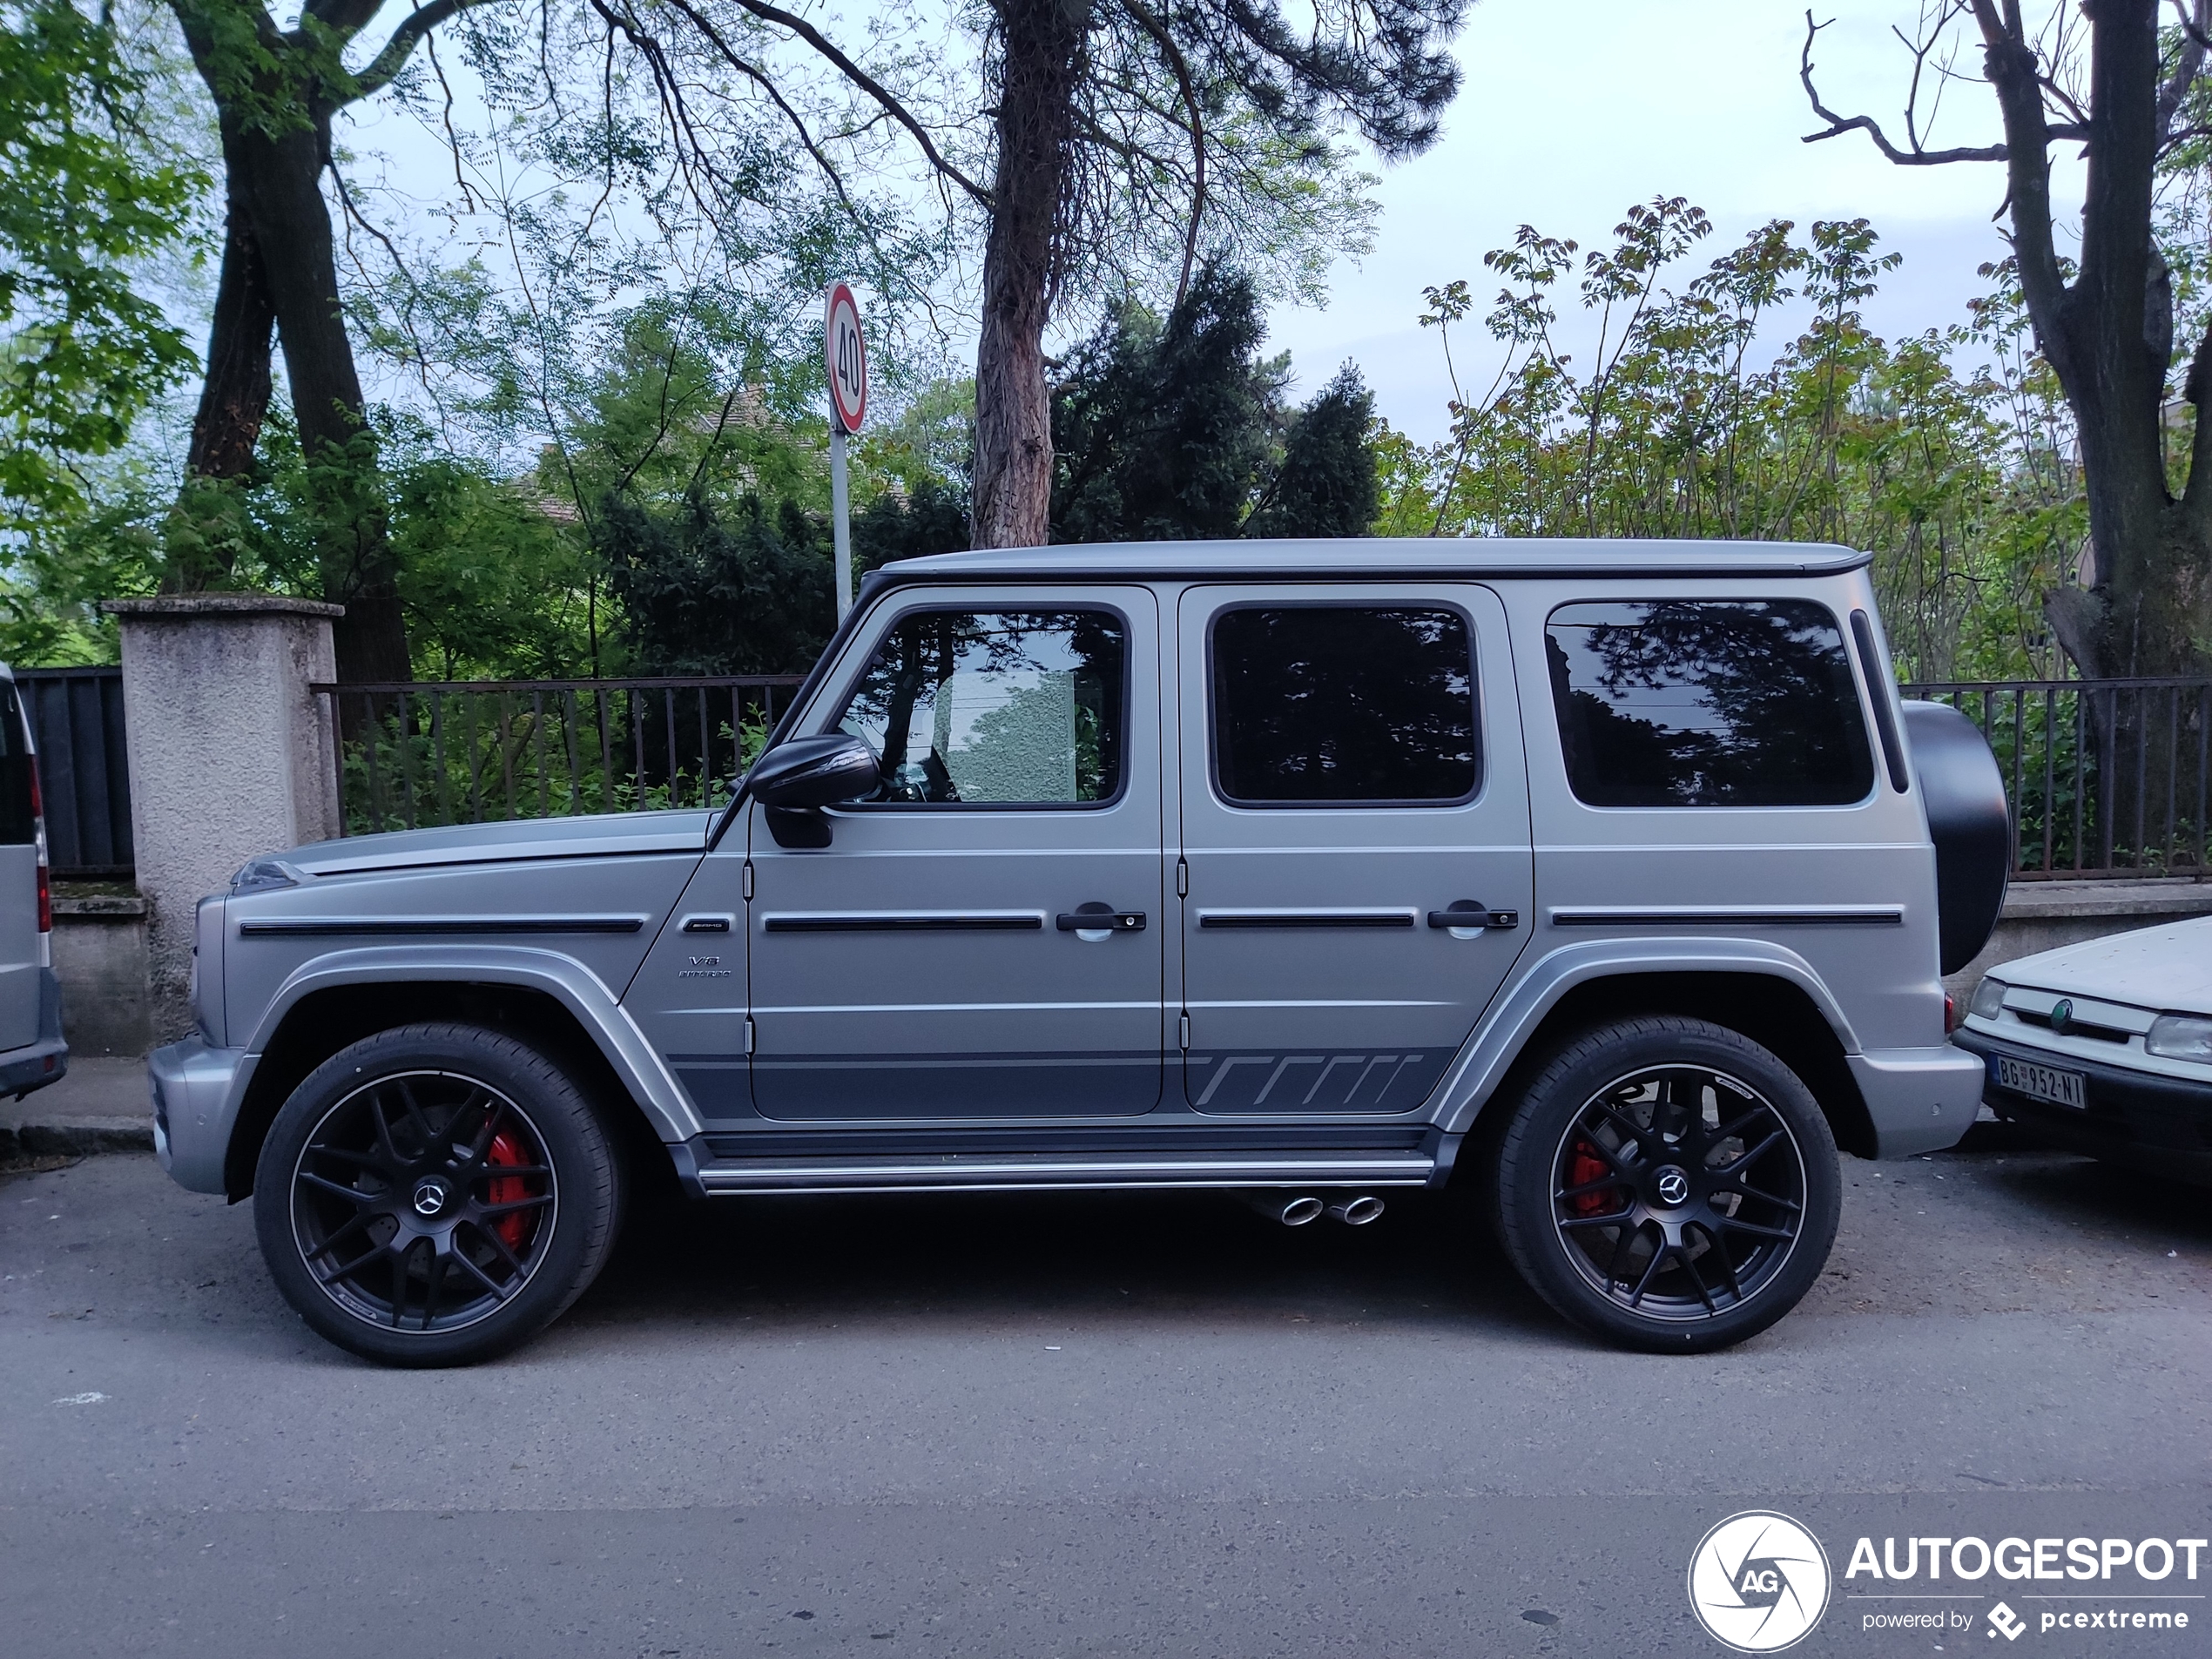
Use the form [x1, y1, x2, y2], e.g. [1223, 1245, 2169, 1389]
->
[681, 1150, 1438, 1197]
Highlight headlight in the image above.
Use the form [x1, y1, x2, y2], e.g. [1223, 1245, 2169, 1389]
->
[1969, 976, 2008, 1020]
[2145, 1013, 2212, 1062]
[231, 856, 300, 894]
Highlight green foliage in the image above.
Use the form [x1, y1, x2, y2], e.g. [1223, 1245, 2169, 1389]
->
[1247, 366, 1379, 538]
[1393, 201, 2086, 681]
[0, 0, 204, 538]
[596, 489, 833, 678]
[1050, 263, 1379, 543]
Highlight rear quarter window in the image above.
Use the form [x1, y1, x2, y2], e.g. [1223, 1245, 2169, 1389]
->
[0, 684, 34, 844]
[1545, 600, 1874, 807]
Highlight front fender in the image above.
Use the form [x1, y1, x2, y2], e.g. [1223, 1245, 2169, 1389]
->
[1432, 936, 1863, 1136]
[245, 944, 703, 1143]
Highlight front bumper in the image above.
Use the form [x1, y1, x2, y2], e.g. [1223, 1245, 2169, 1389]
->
[0, 966, 67, 1098]
[148, 1035, 255, 1194]
[1952, 1028, 2212, 1184]
[1847, 1042, 1985, 1157]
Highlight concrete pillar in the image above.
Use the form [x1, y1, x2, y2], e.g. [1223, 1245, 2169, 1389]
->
[101, 596, 344, 1042]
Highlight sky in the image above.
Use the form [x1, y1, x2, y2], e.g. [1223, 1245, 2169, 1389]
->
[1261, 0, 2085, 442]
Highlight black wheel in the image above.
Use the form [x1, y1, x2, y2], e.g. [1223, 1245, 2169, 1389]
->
[1493, 1016, 1840, 1353]
[253, 1023, 624, 1366]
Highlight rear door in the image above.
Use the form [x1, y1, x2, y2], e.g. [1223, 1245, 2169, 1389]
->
[0, 679, 41, 1050]
[1174, 585, 1532, 1114]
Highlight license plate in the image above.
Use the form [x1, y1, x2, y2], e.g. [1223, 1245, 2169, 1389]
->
[1992, 1053, 2087, 1110]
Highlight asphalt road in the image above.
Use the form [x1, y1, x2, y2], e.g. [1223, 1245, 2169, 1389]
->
[3, 1130, 2209, 1658]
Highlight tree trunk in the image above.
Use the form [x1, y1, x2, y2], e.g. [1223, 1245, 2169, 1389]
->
[970, 0, 1091, 550]
[1991, 0, 2212, 677]
[172, 2, 412, 685]
[183, 192, 276, 491]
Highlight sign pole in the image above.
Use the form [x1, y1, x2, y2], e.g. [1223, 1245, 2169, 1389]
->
[829, 424, 853, 622]
[822, 281, 868, 624]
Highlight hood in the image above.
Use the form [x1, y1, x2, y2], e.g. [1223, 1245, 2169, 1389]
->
[264, 809, 717, 881]
[1992, 914, 2212, 1015]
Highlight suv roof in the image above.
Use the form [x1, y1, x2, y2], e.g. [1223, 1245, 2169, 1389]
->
[877, 537, 1869, 587]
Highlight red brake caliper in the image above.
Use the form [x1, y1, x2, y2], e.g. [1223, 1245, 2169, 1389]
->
[485, 1130, 531, 1251]
[1567, 1138, 1614, 1217]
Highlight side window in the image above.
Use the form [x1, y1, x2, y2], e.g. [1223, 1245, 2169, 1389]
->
[1211, 606, 1480, 806]
[836, 610, 1125, 806]
[1545, 600, 1875, 807]
[0, 685, 33, 845]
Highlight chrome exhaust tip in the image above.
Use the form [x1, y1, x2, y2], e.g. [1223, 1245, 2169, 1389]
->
[1327, 1195, 1386, 1226]
[1244, 1191, 1325, 1226]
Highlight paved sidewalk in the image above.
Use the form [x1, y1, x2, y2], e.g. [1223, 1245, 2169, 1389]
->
[0, 1055, 151, 1159]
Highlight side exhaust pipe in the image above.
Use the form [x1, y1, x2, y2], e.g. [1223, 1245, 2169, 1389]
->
[1244, 1192, 1325, 1226]
[1326, 1195, 1386, 1226]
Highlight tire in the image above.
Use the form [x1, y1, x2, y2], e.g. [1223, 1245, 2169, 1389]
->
[253, 1022, 626, 1366]
[1492, 1016, 1840, 1353]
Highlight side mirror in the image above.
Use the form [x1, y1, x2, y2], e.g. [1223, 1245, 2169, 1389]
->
[749, 733, 880, 810]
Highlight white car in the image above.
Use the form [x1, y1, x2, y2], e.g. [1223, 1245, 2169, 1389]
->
[1953, 916, 2212, 1183]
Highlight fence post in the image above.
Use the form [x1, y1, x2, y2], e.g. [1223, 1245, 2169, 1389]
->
[101, 595, 344, 1042]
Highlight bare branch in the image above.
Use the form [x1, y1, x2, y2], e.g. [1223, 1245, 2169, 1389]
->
[2159, 0, 2211, 138]
[719, 0, 992, 206]
[1123, 0, 1207, 310]
[1799, 10, 2007, 164]
[351, 0, 494, 101]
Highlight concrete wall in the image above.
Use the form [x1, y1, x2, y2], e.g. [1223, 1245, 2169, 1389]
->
[50, 893, 150, 1058]
[102, 595, 341, 1042]
[1942, 879, 2212, 1001]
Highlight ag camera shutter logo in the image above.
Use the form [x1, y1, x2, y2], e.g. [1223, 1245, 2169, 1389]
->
[1687, 1511, 1832, 1652]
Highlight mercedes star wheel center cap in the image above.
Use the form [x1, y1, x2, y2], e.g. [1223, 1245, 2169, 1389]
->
[1655, 1166, 1691, 1207]
[411, 1178, 449, 1218]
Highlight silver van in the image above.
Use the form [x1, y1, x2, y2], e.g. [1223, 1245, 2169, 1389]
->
[149, 542, 2005, 1365]
[0, 665, 65, 1101]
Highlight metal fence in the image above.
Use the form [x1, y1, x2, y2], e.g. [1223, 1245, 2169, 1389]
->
[1904, 678, 2212, 879]
[14, 667, 133, 878]
[314, 677, 807, 834]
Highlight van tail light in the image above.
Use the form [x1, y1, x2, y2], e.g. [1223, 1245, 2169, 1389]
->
[30, 753, 48, 934]
[1944, 992, 1958, 1035]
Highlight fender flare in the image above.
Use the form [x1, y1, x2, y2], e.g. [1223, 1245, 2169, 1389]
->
[1431, 937, 1863, 1136]
[244, 945, 703, 1143]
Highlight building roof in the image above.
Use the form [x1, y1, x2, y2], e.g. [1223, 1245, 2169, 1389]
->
[873, 537, 1870, 587]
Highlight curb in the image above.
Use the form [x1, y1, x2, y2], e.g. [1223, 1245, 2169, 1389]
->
[0, 1116, 155, 1159]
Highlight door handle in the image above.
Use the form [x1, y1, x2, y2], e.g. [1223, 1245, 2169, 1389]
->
[1056, 902, 1146, 934]
[1427, 900, 1518, 932]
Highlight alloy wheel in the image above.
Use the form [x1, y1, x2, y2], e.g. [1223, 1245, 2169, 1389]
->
[1548, 1064, 1808, 1322]
[287, 1069, 557, 1333]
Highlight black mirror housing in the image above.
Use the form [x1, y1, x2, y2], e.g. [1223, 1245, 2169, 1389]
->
[749, 733, 880, 809]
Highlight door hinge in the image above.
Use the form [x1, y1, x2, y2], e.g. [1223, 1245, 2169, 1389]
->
[741, 860, 755, 902]
[1175, 857, 1188, 898]
[744, 1015, 756, 1055]
[1178, 1010, 1190, 1050]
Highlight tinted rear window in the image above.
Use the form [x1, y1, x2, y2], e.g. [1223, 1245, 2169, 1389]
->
[0, 685, 33, 843]
[1545, 600, 1873, 807]
[1211, 606, 1479, 805]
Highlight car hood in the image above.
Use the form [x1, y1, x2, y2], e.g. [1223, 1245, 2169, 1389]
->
[267, 809, 718, 880]
[1992, 915, 2212, 1015]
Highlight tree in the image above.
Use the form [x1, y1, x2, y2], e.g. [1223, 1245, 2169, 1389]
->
[595, 0, 1465, 550]
[167, 0, 501, 682]
[1800, 1, 2212, 677]
[0, 0, 204, 538]
[1049, 262, 1379, 542]
[1246, 364, 1380, 537]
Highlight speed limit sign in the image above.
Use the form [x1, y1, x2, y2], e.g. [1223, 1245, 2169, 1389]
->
[825, 282, 867, 434]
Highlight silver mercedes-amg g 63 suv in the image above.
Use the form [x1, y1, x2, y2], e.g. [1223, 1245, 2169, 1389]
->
[149, 540, 2006, 1366]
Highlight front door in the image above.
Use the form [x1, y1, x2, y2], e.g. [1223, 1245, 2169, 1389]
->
[1175, 585, 1533, 1114]
[746, 590, 1165, 1119]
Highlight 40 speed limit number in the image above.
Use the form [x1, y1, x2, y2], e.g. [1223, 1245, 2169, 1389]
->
[825, 282, 867, 434]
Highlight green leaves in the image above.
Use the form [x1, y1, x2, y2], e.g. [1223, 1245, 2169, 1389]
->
[0, 0, 206, 534]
